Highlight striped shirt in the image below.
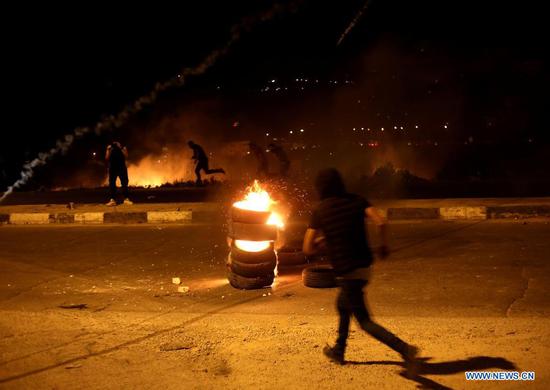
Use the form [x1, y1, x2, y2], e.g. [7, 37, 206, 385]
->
[309, 194, 373, 275]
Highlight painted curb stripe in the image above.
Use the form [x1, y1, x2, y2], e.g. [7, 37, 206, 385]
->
[9, 213, 51, 224]
[74, 212, 104, 224]
[147, 211, 192, 223]
[440, 207, 487, 220]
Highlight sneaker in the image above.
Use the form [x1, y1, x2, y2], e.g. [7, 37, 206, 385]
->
[123, 198, 133, 205]
[402, 345, 420, 378]
[106, 199, 116, 207]
[323, 344, 345, 365]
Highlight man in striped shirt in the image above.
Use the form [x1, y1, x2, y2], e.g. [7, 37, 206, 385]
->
[303, 168, 419, 376]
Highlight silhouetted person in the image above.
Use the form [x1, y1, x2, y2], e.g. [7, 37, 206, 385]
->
[303, 168, 419, 376]
[188, 141, 225, 185]
[248, 142, 268, 178]
[105, 141, 132, 206]
[268, 143, 290, 177]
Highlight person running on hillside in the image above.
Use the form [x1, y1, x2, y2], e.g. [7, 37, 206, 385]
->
[267, 143, 290, 177]
[188, 141, 225, 185]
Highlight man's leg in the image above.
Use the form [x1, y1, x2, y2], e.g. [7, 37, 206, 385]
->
[324, 286, 350, 364]
[120, 169, 129, 199]
[336, 287, 351, 351]
[195, 164, 203, 184]
[108, 170, 118, 200]
[202, 160, 225, 175]
[347, 280, 411, 357]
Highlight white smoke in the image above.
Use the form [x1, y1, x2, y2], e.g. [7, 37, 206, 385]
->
[337, 0, 374, 46]
[1, 2, 298, 203]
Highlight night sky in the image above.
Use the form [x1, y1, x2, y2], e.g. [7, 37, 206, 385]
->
[2, 0, 548, 189]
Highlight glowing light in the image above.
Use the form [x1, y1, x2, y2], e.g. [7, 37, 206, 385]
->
[415, 125, 419, 129]
[444, 125, 448, 129]
[300, 129, 304, 132]
[289, 130, 293, 134]
[267, 212, 284, 228]
[235, 240, 271, 252]
[233, 181, 274, 212]
[232, 181, 285, 253]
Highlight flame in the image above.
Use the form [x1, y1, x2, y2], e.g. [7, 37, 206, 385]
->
[233, 180, 284, 228]
[233, 180, 274, 212]
[125, 153, 194, 187]
[266, 212, 284, 229]
[234, 240, 271, 252]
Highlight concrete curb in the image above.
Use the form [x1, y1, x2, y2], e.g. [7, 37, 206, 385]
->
[1, 205, 549, 225]
[0, 211, 192, 225]
[385, 205, 550, 220]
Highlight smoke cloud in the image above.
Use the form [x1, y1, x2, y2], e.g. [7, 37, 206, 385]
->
[0, 1, 299, 202]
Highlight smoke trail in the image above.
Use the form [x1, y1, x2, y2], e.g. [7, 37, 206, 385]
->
[0, 2, 298, 203]
[336, 0, 374, 46]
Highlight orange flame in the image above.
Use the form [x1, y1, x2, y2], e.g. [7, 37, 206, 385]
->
[233, 180, 284, 252]
[234, 240, 271, 252]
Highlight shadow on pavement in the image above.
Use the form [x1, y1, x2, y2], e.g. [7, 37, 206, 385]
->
[347, 356, 516, 390]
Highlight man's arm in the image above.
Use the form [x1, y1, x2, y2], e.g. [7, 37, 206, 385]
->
[122, 146, 128, 159]
[303, 228, 326, 256]
[365, 206, 389, 258]
[105, 145, 111, 161]
[303, 228, 318, 256]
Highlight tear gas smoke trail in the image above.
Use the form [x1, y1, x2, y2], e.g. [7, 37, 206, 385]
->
[0, 2, 299, 203]
[336, 0, 374, 46]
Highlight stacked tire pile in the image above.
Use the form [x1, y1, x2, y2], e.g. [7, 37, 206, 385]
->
[227, 206, 278, 289]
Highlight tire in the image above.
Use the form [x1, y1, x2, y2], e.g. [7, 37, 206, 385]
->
[302, 265, 336, 288]
[277, 262, 308, 275]
[277, 249, 306, 266]
[231, 206, 271, 224]
[230, 245, 276, 264]
[228, 255, 276, 278]
[229, 222, 277, 241]
[228, 271, 274, 290]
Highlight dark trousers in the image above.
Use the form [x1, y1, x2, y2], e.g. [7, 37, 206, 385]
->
[109, 168, 129, 199]
[195, 160, 224, 184]
[336, 279, 409, 356]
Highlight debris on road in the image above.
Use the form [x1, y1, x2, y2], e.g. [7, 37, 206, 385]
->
[160, 342, 193, 352]
[172, 277, 181, 285]
[178, 285, 190, 293]
[59, 303, 88, 310]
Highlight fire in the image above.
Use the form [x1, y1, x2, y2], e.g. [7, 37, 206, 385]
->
[233, 180, 284, 252]
[234, 240, 271, 252]
[233, 180, 274, 212]
[125, 153, 194, 187]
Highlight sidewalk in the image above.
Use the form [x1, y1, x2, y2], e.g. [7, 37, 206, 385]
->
[0, 198, 549, 225]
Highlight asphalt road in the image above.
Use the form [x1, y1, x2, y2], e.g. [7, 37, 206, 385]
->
[0, 221, 549, 389]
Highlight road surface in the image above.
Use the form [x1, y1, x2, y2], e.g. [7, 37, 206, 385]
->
[0, 220, 549, 389]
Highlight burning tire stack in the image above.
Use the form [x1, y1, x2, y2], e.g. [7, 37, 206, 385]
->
[227, 206, 278, 289]
[227, 181, 284, 290]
